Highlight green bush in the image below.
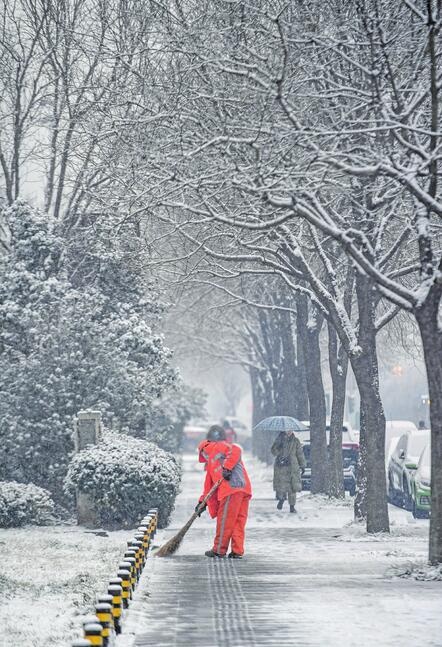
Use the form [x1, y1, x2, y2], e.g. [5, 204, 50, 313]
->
[0, 481, 57, 527]
[64, 432, 181, 529]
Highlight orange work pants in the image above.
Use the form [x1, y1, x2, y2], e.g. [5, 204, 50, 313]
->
[213, 492, 250, 556]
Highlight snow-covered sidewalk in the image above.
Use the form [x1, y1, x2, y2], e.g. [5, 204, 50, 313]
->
[117, 453, 441, 647]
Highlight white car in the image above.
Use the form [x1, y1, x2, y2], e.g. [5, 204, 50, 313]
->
[300, 420, 356, 444]
[385, 420, 417, 456]
[386, 436, 401, 475]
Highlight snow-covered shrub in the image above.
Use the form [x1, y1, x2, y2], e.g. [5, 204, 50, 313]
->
[0, 481, 56, 527]
[64, 432, 181, 529]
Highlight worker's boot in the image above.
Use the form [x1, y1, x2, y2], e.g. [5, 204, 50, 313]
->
[290, 505, 297, 513]
[205, 549, 225, 558]
[276, 499, 284, 510]
[228, 552, 243, 559]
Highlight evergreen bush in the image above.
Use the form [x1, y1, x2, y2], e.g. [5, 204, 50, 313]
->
[0, 481, 56, 527]
[64, 432, 181, 529]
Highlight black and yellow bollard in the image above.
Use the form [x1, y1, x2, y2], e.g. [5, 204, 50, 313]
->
[137, 524, 148, 534]
[96, 595, 115, 632]
[109, 577, 123, 609]
[82, 615, 100, 635]
[134, 533, 146, 565]
[126, 541, 139, 576]
[108, 583, 123, 634]
[133, 540, 144, 575]
[141, 514, 154, 533]
[148, 509, 158, 537]
[141, 517, 153, 547]
[84, 622, 103, 646]
[122, 555, 137, 592]
[149, 514, 158, 539]
[72, 640, 92, 646]
[128, 540, 143, 579]
[118, 561, 134, 599]
[124, 549, 138, 585]
[137, 526, 150, 557]
[95, 602, 112, 646]
[143, 519, 154, 545]
[117, 569, 131, 608]
[96, 593, 113, 607]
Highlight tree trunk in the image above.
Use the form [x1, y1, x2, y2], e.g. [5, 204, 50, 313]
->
[351, 274, 389, 533]
[249, 366, 275, 463]
[250, 366, 265, 459]
[416, 294, 442, 564]
[295, 316, 309, 420]
[328, 323, 347, 498]
[298, 296, 328, 494]
[274, 310, 299, 417]
[353, 397, 368, 520]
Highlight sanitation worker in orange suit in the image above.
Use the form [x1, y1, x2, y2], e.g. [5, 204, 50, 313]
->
[196, 425, 252, 559]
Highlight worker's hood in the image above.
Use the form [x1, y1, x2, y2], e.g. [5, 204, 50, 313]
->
[198, 439, 211, 462]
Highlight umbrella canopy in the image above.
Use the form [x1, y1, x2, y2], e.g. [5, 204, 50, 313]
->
[254, 416, 307, 433]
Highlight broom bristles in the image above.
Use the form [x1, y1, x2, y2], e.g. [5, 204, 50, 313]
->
[155, 477, 223, 557]
[155, 515, 197, 557]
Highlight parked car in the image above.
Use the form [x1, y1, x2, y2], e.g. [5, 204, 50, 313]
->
[387, 429, 430, 509]
[300, 420, 357, 444]
[183, 420, 219, 450]
[222, 416, 252, 449]
[385, 420, 417, 459]
[183, 422, 208, 450]
[301, 440, 358, 496]
[410, 442, 431, 519]
[385, 421, 421, 479]
[326, 420, 358, 444]
[386, 436, 401, 476]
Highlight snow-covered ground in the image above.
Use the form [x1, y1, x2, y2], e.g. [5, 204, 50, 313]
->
[1, 454, 440, 647]
[118, 453, 441, 647]
[0, 523, 133, 646]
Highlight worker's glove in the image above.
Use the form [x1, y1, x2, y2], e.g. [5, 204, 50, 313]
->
[195, 501, 206, 516]
[222, 468, 232, 481]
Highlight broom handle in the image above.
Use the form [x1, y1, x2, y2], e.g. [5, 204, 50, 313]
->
[195, 477, 223, 515]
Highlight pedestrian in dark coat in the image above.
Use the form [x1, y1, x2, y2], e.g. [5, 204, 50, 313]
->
[271, 431, 306, 512]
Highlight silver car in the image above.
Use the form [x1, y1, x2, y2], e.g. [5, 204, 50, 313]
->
[387, 430, 430, 510]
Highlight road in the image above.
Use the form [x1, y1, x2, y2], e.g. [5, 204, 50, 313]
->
[117, 453, 442, 647]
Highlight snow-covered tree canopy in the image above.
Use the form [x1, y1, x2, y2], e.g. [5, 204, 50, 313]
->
[0, 200, 182, 498]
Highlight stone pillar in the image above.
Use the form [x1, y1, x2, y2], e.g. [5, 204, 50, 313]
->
[74, 410, 102, 451]
[74, 410, 102, 527]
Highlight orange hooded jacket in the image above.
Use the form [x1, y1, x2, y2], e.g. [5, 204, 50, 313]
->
[198, 439, 252, 518]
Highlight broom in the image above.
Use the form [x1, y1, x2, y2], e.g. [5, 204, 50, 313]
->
[155, 478, 223, 557]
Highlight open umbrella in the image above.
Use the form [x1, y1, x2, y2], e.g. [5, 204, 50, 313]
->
[254, 416, 307, 433]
